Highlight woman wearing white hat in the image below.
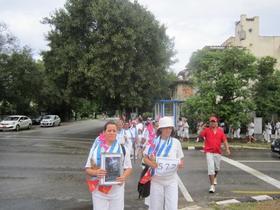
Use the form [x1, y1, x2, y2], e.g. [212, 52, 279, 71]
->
[143, 116, 184, 210]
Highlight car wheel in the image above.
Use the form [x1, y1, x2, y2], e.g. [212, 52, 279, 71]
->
[28, 124, 31, 129]
[15, 125, 20, 131]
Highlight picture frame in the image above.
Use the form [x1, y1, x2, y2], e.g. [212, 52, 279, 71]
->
[100, 153, 123, 185]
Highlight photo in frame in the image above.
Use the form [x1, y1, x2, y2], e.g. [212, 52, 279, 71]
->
[100, 153, 123, 185]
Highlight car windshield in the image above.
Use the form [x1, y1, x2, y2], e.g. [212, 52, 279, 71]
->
[43, 115, 54, 119]
[4, 116, 19, 121]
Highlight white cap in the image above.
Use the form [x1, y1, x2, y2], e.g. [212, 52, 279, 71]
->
[158, 117, 174, 129]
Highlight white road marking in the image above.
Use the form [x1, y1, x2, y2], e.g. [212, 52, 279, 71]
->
[251, 195, 273, 201]
[221, 156, 280, 189]
[237, 160, 280, 163]
[216, 199, 240, 205]
[176, 174, 194, 202]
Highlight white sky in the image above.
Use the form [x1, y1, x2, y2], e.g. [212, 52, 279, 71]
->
[1, 0, 280, 73]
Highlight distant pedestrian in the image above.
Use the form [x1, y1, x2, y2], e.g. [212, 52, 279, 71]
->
[264, 122, 272, 143]
[199, 116, 230, 193]
[275, 121, 280, 139]
[182, 118, 190, 141]
[233, 121, 241, 139]
[177, 117, 183, 141]
[247, 121, 256, 143]
[196, 121, 204, 142]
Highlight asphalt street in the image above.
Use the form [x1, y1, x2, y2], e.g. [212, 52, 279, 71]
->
[0, 119, 279, 210]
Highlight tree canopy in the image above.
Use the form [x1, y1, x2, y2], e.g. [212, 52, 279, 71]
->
[182, 47, 257, 126]
[42, 0, 175, 118]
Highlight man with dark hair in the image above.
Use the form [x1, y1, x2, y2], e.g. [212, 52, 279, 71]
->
[200, 116, 230, 193]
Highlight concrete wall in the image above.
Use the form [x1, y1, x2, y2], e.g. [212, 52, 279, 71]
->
[223, 15, 280, 69]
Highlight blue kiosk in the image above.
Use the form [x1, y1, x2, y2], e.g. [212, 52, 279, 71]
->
[154, 99, 184, 127]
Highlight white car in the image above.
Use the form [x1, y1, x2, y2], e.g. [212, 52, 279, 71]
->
[40, 115, 61, 127]
[0, 115, 32, 131]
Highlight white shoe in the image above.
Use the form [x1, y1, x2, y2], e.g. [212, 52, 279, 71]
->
[214, 177, 217, 185]
[209, 185, 215, 193]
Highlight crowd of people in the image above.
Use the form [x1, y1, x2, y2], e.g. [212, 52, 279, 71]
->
[84, 115, 232, 210]
[176, 117, 280, 144]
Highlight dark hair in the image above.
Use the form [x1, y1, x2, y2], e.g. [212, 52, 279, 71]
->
[103, 121, 117, 131]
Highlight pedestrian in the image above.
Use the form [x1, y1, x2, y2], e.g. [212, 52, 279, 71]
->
[177, 117, 183, 141]
[264, 122, 272, 143]
[143, 116, 184, 210]
[85, 121, 132, 210]
[247, 121, 256, 143]
[275, 120, 280, 139]
[196, 121, 204, 142]
[182, 118, 190, 141]
[233, 121, 241, 139]
[116, 119, 125, 145]
[199, 116, 230, 193]
[123, 121, 133, 156]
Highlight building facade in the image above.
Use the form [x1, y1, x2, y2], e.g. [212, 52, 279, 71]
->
[222, 15, 280, 69]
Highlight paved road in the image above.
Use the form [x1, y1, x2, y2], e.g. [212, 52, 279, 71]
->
[0, 120, 279, 210]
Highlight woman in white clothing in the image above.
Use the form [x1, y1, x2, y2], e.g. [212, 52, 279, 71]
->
[85, 121, 132, 210]
[143, 117, 184, 210]
[182, 118, 190, 141]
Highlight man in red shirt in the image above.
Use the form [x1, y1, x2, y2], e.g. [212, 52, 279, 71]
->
[200, 116, 230, 193]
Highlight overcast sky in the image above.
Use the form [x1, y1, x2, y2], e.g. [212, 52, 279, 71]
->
[1, 0, 280, 73]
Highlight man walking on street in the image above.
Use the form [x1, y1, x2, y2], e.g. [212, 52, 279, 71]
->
[200, 116, 231, 193]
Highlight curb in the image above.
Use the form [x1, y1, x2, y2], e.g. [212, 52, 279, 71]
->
[215, 194, 280, 206]
[179, 195, 280, 209]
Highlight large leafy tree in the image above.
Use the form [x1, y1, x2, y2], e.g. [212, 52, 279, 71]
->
[42, 0, 175, 118]
[0, 23, 43, 115]
[182, 47, 257, 126]
[254, 56, 280, 120]
[0, 48, 43, 115]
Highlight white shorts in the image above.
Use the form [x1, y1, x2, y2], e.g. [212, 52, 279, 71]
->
[206, 153, 221, 175]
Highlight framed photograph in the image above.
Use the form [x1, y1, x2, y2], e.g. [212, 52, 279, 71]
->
[100, 153, 123, 185]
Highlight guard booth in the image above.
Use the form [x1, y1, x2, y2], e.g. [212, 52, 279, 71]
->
[154, 99, 183, 127]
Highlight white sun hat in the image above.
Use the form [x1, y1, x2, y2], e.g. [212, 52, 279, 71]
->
[158, 116, 174, 129]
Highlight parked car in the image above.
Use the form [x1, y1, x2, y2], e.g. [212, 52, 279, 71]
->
[31, 115, 44, 125]
[271, 139, 280, 155]
[0, 115, 32, 131]
[40, 115, 61, 127]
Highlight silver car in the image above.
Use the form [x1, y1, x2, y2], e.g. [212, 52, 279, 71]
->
[0, 115, 32, 131]
[40, 115, 61, 127]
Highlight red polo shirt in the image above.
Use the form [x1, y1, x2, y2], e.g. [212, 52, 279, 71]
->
[200, 127, 227, 154]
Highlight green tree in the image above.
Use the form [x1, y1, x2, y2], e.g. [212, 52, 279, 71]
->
[254, 56, 280, 120]
[182, 47, 257, 126]
[42, 0, 175, 119]
[0, 48, 43, 115]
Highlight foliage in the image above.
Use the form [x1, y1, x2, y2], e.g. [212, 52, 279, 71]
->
[254, 56, 280, 120]
[42, 0, 175, 118]
[0, 47, 43, 115]
[182, 47, 257, 126]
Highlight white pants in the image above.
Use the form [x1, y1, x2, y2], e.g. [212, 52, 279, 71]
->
[206, 153, 221, 175]
[149, 179, 178, 210]
[92, 185, 124, 210]
[233, 128, 240, 139]
[182, 129, 189, 138]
